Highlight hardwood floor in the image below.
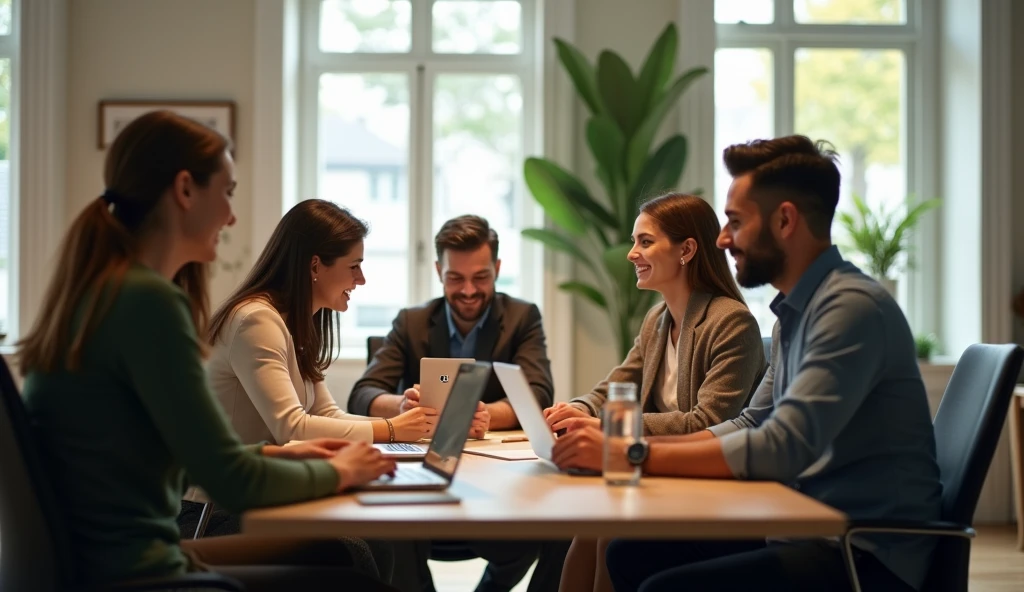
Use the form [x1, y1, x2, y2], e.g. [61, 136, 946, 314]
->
[428, 526, 1024, 592]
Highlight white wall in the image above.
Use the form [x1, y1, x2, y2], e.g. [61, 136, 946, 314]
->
[65, 0, 256, 307]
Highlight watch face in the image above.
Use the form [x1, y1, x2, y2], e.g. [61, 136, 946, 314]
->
[627, 441, 648, 465]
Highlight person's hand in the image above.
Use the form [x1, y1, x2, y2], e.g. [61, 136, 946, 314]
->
[391, 406, 438, 441]
[399, 384, 422, 413]
[328, 442, 397, 492]
[551, 416, 601, 433]
[551, 426, 606, 473]
[469, 402, 490, 439]
[543, 402, 591, 430]
[262, 438, 351, 460]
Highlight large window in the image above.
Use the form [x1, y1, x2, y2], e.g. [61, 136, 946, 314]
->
[302, 0, 541, 357]
[714, 0, 927, 335]
[0, 0, 15, 339]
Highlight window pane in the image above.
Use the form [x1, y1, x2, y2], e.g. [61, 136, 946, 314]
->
[432, 74, 523, 298]
[714, 48, 775, 336]
[795, 48, 906, 278]
[319, 0, 412, 53]
[432, 1, 522, 54]
[318, 73, 410, 349]
[715, 0, 774, 24]
[0, 0, 10, 35]
[794, 0, 905, 24]
[0, 58, 8, 334]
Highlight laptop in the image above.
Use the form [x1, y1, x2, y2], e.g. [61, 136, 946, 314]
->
[491, 361, 556, 463]
[356, 361, 491, 491]
[419, 357, 475, 410]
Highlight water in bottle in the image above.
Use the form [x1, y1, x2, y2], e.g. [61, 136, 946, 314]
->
[603, 382, 641, 485]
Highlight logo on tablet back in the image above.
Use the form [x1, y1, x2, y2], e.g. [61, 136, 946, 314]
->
[440, 375, 449, 383]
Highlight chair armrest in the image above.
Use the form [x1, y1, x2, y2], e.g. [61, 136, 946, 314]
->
[845, 519, 976, 539]
[102, 572, 244, 591]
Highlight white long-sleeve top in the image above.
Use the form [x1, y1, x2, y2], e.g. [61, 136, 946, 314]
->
[207, 298, 375, 445]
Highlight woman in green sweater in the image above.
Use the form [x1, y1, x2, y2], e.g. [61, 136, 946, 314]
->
[18, 110, 397, 590]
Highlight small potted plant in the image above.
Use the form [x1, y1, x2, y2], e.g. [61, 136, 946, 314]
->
[836, 195, 940, 297]
[914, 333, 939, 363]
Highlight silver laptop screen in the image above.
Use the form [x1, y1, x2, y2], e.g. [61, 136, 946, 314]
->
[422, 362, 490, 478]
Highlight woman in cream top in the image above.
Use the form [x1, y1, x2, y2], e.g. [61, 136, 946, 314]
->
[207, 200, 434, 446]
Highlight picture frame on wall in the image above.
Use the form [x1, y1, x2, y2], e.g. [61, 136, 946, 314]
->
[97, 100, 236, 151]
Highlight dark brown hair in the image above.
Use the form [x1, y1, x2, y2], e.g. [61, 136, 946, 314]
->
[722, 135, 841, 239]
[640, 193, 745, 304]
[209, 199, 368, 383]
[434, 215, 499, 262]
[18, 110, 228, 373]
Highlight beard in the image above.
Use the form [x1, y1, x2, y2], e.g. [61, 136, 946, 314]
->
[447, 291, 493, 324]
[733, 225, 786, 289]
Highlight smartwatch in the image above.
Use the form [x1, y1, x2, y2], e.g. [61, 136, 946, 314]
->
[626, 440, 649, 467]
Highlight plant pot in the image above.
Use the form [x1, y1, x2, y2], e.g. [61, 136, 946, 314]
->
[878, 277, 897, 298]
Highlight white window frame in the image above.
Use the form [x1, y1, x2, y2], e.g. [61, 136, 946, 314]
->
[297, 0, 546, 358]
[0, 0, 18, 339]
[714, 0, 939, 335]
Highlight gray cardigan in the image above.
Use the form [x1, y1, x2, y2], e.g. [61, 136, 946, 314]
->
[571, 292, 766, 436]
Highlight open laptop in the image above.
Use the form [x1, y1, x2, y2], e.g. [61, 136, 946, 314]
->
[357, 361, 491, 491]
[420, 357, 475, 410]
[492, 362, 557, 463]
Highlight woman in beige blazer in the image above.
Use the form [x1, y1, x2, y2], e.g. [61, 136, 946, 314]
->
[546, 193, 766, 592]
[206, 200, 444, 446]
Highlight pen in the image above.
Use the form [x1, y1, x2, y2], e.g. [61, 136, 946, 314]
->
[501, 436, 529, 443]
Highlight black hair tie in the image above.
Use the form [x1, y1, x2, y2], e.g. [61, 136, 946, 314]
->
[101, 189, 124, 206]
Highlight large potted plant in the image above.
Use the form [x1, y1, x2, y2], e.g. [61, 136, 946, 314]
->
[836, 195, 939, 297]
[520, 23, 707, 359]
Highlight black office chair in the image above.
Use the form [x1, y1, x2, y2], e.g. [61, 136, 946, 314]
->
[0, 356, 243, 591]
[841, 343, 1024, 592]
[367, 335, 386, 365]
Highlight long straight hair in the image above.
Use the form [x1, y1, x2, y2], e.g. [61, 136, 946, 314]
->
[640, 193, 746, 304]
[209, 200, 368, 382]
[18, 111, 229, 372]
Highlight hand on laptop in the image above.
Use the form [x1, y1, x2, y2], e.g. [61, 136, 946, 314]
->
[551, 425, 607, 473]
[544, 402, 592, 431]
[392, 406, 438, 441]
[262, 438, 352, 460]
[400, 384, 428, 411]
[469, 401, 490, 438]
[329, 442, 397, 492]
[550, 416, 601, 433]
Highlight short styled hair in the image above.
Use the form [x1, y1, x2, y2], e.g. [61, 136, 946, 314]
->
[722, 135, 841, 239]
[434, 215, 499, 262]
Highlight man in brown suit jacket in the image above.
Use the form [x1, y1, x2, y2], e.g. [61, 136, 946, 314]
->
[349, 215, 565, 592]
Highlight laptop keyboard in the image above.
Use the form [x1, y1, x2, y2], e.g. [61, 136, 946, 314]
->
[381, 443, 423, 452]
[377, 465, 446, 486]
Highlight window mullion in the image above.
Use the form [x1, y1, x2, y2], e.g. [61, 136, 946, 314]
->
[410, 64, 435, 304]
[776, 0, 794, 26]
[777, 40, 794, 137]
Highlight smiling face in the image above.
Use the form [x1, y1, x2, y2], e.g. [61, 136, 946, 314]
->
[179, 150, 237, 263]
[717, 174, 786, 288]
[311, 239, 366, 313]
[627, 212, 691, 293]
[436, 244, 500, 325]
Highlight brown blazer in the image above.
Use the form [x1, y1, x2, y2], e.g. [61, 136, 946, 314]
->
[571, 292, 766, 436]
[348, 294, 554, 416]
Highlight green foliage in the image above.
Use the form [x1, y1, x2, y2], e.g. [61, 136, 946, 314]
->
[522, 24, 707, 359]
[914, 333, 940, 361]
[836, 195, 939, 280]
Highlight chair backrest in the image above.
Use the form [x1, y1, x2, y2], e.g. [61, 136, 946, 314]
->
[0, 356, 75, 591]
[923, 343, 1024, 591]
[367, 335, 385, 365]
[761, 336, 772, 362]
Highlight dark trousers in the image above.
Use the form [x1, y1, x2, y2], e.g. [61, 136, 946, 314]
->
[391, 539, 571, 592]
[605, 538, 916, 592]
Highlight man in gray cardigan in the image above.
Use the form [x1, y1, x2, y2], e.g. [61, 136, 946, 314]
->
[350, 215, 565, 592]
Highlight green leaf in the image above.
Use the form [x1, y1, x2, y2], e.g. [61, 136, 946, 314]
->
[630, 135, 688, 208]
[586, 115, 626, 209]
[596, 51, 641, 137]
[602, 243, 637, 295]
[523, 158, 590, 235]
[521, 228, 598, 274]
[554, 38, 604, 115]
[625, 67, 708, 183]
[559, 281, 608, 309]
[635, 24, 678, 111]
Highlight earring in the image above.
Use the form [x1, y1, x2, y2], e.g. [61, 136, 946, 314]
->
[313, 277, 318, 283]
[680, 258, 686, 266]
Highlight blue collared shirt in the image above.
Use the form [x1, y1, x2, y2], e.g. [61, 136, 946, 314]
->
[708, 246, 942, 590]
[445, 302, 491, 358]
